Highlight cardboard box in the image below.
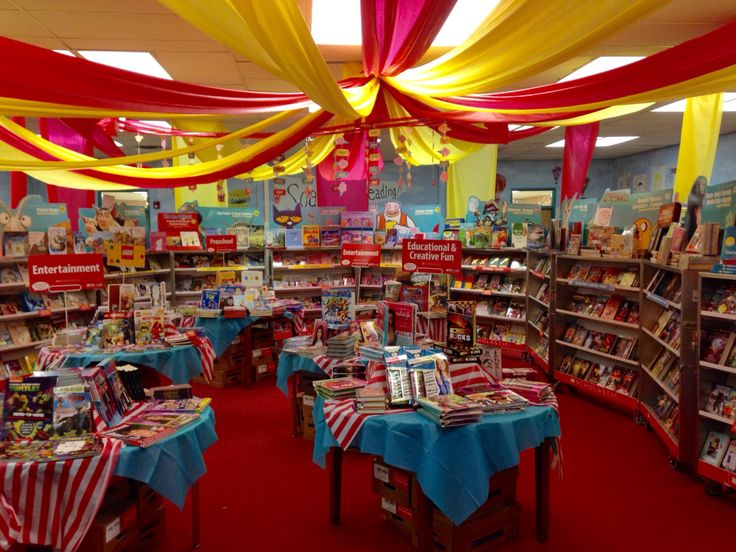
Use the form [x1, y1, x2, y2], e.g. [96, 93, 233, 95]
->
[372, 459, 417, 508]
[134, 483, 164, 517]
[192, 368, 243, 388]
[137, 505, 166, 550]
[433, 503, 520, 551]
[252, 329, 273, 349]
[434, 467, 517, 526]
[381, 500, 418, 547]
[78, 499, 138, 552]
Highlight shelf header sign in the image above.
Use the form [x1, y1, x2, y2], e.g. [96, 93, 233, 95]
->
[401, 239, 462, 274]
[340, 243, 381, 267]
[28, 254, 105, 292]
[205, 234, 237, 253]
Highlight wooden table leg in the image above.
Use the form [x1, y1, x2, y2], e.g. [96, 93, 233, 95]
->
[192, 480, 201, 548]
[535, 438, 551, 543]
[327, 447, 343, 525]
[290, 374, 300, 437]
[414, 483, 434, 551]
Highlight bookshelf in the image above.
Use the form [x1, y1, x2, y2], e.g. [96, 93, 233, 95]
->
[637, 261, 699, 468]
[453, 248, 528, 356]
[552, 255, 642, 413]
[525, 250, 555, 375]
[171, 249, 266, 305]
[696, 272, 736, 493]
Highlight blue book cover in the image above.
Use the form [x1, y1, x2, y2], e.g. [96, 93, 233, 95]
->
[721, 226, 736, 262]
[284, 228, 303, 248]
[200, 289, 220, 309]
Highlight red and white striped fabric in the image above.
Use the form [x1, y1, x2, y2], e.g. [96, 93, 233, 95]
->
[365, 361, 387, 392]
[313, 355, 343, 378]
[35, 348, 66, 371]
[0, 438, 122, 551]
[290, 310, 306, 335]
[195, 336, 216, 383]
[448, 363, 496, 389]
[322, 399, 413, 450]
[416, 316, 447, 342]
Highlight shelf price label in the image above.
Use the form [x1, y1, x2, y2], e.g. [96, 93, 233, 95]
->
[402, 239, 461, 274]
[340, 244, 381, 267]
[28, 254, 105, 292]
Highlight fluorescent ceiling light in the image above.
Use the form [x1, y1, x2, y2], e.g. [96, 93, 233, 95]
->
[546, 136, 639, 148]
[558, 56, 643, 82]
[53, 49, 75, 57]
[310, 0, 500, 47]
[653, 93, 736, 112]
[78, 51, 171, 79]
[509, 124, 532, 131]
[139, 120, 172, 129]
[432, 0, 501, 47]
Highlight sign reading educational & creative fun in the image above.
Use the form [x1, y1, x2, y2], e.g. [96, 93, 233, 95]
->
[28, 254, 105, 292]
[340, 243, 381, 267]
[206, 234, 237, 253]
[401, 239, 461, 274]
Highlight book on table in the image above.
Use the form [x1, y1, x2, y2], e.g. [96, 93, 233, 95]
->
[415, 394, 483, 427]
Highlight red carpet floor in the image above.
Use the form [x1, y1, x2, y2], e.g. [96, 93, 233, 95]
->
[160, 379, 736, 552]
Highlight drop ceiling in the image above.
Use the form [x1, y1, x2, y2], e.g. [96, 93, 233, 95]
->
[1, 0, 736, 161]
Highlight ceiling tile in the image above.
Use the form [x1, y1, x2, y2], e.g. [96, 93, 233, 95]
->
[245, 79, 301, 93]
[236, 62, 281, 81]
[20, 0, 170, 13]
[155, 51, 243, 85]
[0, 10, 51, 36]
[65, 38, 227, 53]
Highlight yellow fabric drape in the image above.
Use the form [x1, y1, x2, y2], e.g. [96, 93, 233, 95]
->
[0, 111, 295, 170]
[673, 93, 723, 202]
[532, 104, 654, 126]
[387, 0, 667, 97]
[447, 145, 498, 219]
[383, 92, 483, 165]
[160, 0, 377, 120]
[0, 110, 329, 188]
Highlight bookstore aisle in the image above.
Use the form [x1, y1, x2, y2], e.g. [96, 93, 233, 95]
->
[159, 378, 736, 552]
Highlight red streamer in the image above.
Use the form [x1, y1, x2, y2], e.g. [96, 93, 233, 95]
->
[561, 123, 599, 202]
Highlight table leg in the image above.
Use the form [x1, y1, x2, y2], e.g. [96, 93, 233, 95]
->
[242, 327, 254, 388]
[535, 438, 551, 543]
[327, 447, 343, 525]
[414, 484, 434, 551]
[290, 374, 300, 437]
[192, 480, 201, 548]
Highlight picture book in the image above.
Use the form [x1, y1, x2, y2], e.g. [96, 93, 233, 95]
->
[180, 231, 202, 249]
[302, 225, 320, 247]
[703, 329, 731, 364]
[284, 228, 303, 248]
[7, 322, 32, 345]
[400, 285, 429, 312]
[721, 440, 736, 472]
[3, 231, 29, 257]
[700, 431, 730, 466]
[200, 289, 221, 310]
[721, 226, 736, 263]
[320, 225, 340, 246]
[101, 313, 134, 348]
[601, 297, 622, 320]
[510, 222, 527, 248]
[134, 308, 165, 346]
[322, 289, 356, 329]
[28, 231, 48, 254]
[567, 234, 581, 255]
[101, 422, 175, 448]
[0, 264, 22, 284]
[52, 390, 92, 439]
[146, 397, 211, 413]
[4, 374, 57, 441]
[446, 301, 476, 349]
[359, 320, 379, 344]
[47, 227, 68, 255]
[376, 300, 416, 346]
[35, 437, 102, 462]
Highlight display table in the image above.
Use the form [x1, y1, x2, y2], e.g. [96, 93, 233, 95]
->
[0, 407, 217, 550]
[54, 345, 204, 385]
[277, 352, 335, 435]
[194, 316, 259, 357]
[312, 397, 560, 548]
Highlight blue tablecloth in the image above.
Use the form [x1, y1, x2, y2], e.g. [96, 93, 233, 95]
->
[194, 316, 259, 357]
[276, 352, 326, 395]
[312, 397, 561, 526]
[61, 346, 203, 384]
[115, 407, 217, 509]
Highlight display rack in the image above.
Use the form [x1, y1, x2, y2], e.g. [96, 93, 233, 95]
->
[552, 255, 642, 413]
[452, 248, 527, 356]
[526, 250, 555, 375]
[637, 261, 699, 468]
[171, 248, 266, 304]
[355, 247, 402, 310]
[696, 272, 736, 492]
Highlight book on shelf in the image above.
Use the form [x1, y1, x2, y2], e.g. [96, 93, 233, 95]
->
[3, 374, 57, 440]
[703, 383, 736, 420]
[721, 440, 736, 472]
[700, 430, 730, 466]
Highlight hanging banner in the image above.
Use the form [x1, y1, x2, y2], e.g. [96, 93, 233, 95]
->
[28, 253, 104, 292]
[206, 234, 237, 252]
[402, 239, 461, 274]
[340, 243, 381, 267]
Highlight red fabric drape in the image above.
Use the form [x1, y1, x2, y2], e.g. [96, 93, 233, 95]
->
[9, 116, 28, 208]
[40, 118, 96, 231]
[361, 0, 456, 77]
[440, 19, 736, 111]
[317, 131, 381, 209]
[0, 37, 368, 115]
[0, 110, 334, 188]
[560, 123, 599, 202]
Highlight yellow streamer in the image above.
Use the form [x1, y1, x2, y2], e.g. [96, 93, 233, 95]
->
[447, 145, 498, 219]
[673, 94, 723, 202]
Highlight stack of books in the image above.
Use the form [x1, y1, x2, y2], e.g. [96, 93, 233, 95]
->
[460, 387, 529, 413]
[415, 394, 483, 427]
[355, 387, 386, 414]
[358, 344, 384, 360]
[326, 332, 359, 359]
[195, 309, 220, 318]
[313, 377, 366, 399]
[281, 336, 312, 353]
[503, 379, 555, 403]
[165, 332, 190, 347]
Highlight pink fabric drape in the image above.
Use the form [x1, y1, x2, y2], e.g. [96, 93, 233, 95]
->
[560, 122, 599, 201]
[361, 0, 457, 77]
[317, 131, 380, 209]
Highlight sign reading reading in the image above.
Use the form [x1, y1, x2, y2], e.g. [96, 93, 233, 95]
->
[340, 243, 381, 267]
[28, 254, 105, 292]
[401, 239, 461, 274]
[206, 234, 237, 253]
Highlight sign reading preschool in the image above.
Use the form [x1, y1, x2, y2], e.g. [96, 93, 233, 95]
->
[28, 254, 105, 292]
[402, 239, 461, 274]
